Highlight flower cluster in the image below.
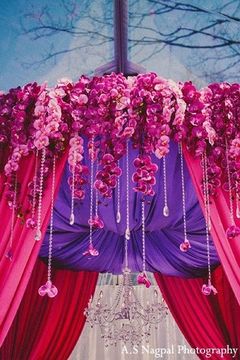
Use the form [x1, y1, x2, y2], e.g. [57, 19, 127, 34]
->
[1, 75, 240, 240]
[129, 73, 174, 157]
[2, 83, 42, 177]
[202, 281, 218, 296]
[68, 135, 87, 200]
[177, 82, 207, 155]
[132, 156, 158, 196]
[95, 153, 122, 198]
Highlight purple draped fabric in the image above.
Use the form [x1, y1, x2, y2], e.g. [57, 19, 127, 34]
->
[39, 141, 219, 276]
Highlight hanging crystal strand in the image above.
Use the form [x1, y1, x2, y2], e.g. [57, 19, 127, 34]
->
[201, 152, 217, 296]
[236, 185, 240, 219]
[95, 160, 99, 217]
[5, 175, 17, 261]
[142, 200, 146, 273]
[38, 156, 58, 298]
[124, 214, 129, 271]
[125, 141, 130, 240]
[225, 138, 240, 239]
[137, 198, 151, 287]
[225, 139, 234, 225]
[47, 156, 56, 283]
[35, 147, 46, 241]
[162, 155, 169, 217]
[225, 138, 234, 226]
[89, 137, 94, 248]
[83, 137, 99, 256]
[204, 153, 211, 231]
[69, 149, 76, 225]
[179, 143, 191, 252]
[26, 150, 39, 229]
[116, 160, 121, 224]
[32, 150, 38, 221]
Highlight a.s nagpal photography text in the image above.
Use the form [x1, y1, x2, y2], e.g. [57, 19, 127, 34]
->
[121, 344, 239, 358]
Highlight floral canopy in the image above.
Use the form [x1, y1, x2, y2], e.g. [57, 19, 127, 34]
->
[0, 72, 239, 357]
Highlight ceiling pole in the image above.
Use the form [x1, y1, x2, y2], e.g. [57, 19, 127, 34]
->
[95, 0, 145, 75]
[114, 0, 128, 74]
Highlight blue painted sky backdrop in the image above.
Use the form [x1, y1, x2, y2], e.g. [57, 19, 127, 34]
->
[1, 0, 239, 90]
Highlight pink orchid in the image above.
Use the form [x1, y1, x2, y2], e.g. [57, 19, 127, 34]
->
[137, 272, 151, 288]
[179, 239, 191, 252]
[83, 244, 99, 257]
[26, 218, 37, 229]
[202, 282, 218, 296]
[38, 280, 58, 298]
[78, 94, 88, 105]
[226, 225, 240, 240]
[88, 215, 104, 229]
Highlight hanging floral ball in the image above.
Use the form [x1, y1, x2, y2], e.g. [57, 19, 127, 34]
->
[137, 272, 151, 288]
[38, 280, 58, 298]
[179, 239, 191, 252]
[201, 283, 218, 296]
[226, 225, 240, 240]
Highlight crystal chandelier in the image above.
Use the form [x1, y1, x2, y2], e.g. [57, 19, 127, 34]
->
[84, 142, 168, 347]
[84, 268, 168, 347]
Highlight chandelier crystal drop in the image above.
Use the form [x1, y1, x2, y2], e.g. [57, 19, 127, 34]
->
[84, 269, 168, 347]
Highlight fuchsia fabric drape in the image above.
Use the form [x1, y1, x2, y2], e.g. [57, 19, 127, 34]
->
[183, 149, 240, 305]
[0, 259, 98, 360]
[155, 266, 240, 360]
[0, 153, 68, 346]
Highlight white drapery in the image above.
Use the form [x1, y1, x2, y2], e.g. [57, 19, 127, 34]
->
[69, 274, 198, 360]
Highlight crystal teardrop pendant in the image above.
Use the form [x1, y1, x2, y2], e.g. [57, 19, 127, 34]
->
[69, 213, 75, 225]
[208, 220, 211, 231]
[125, 227, 130, 240]
[34, 229, 42, 241]
[236, 208, 240, 219]
[116, 211, 121, 223]
[163, 205, 169, 217]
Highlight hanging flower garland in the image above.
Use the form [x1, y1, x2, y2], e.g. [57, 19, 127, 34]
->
[0, 75, 240, 244]
[129, 73, 186, 196]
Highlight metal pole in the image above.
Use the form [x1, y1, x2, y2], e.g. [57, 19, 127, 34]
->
[114, 0, 128, 74]
[95, 0, 145, 76]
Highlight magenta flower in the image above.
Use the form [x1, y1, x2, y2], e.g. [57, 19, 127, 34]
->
[226, 225, 240, 240]
[202, 282, 218, 296]
[78, 94, 88, 105]
[38, 280, 58, 298]
[137, 272, 151, 288]
[179, 239, 191, 252]
[88, 215, 104, 229]
[83, 244, 99, 257]
[26, 218, 37, 229]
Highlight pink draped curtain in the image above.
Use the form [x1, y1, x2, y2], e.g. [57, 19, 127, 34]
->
[0, 259, 98, 360]
[183, 148, 240, 304]
[0, 153, 68, 346]
[155, 266, 240, 360]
